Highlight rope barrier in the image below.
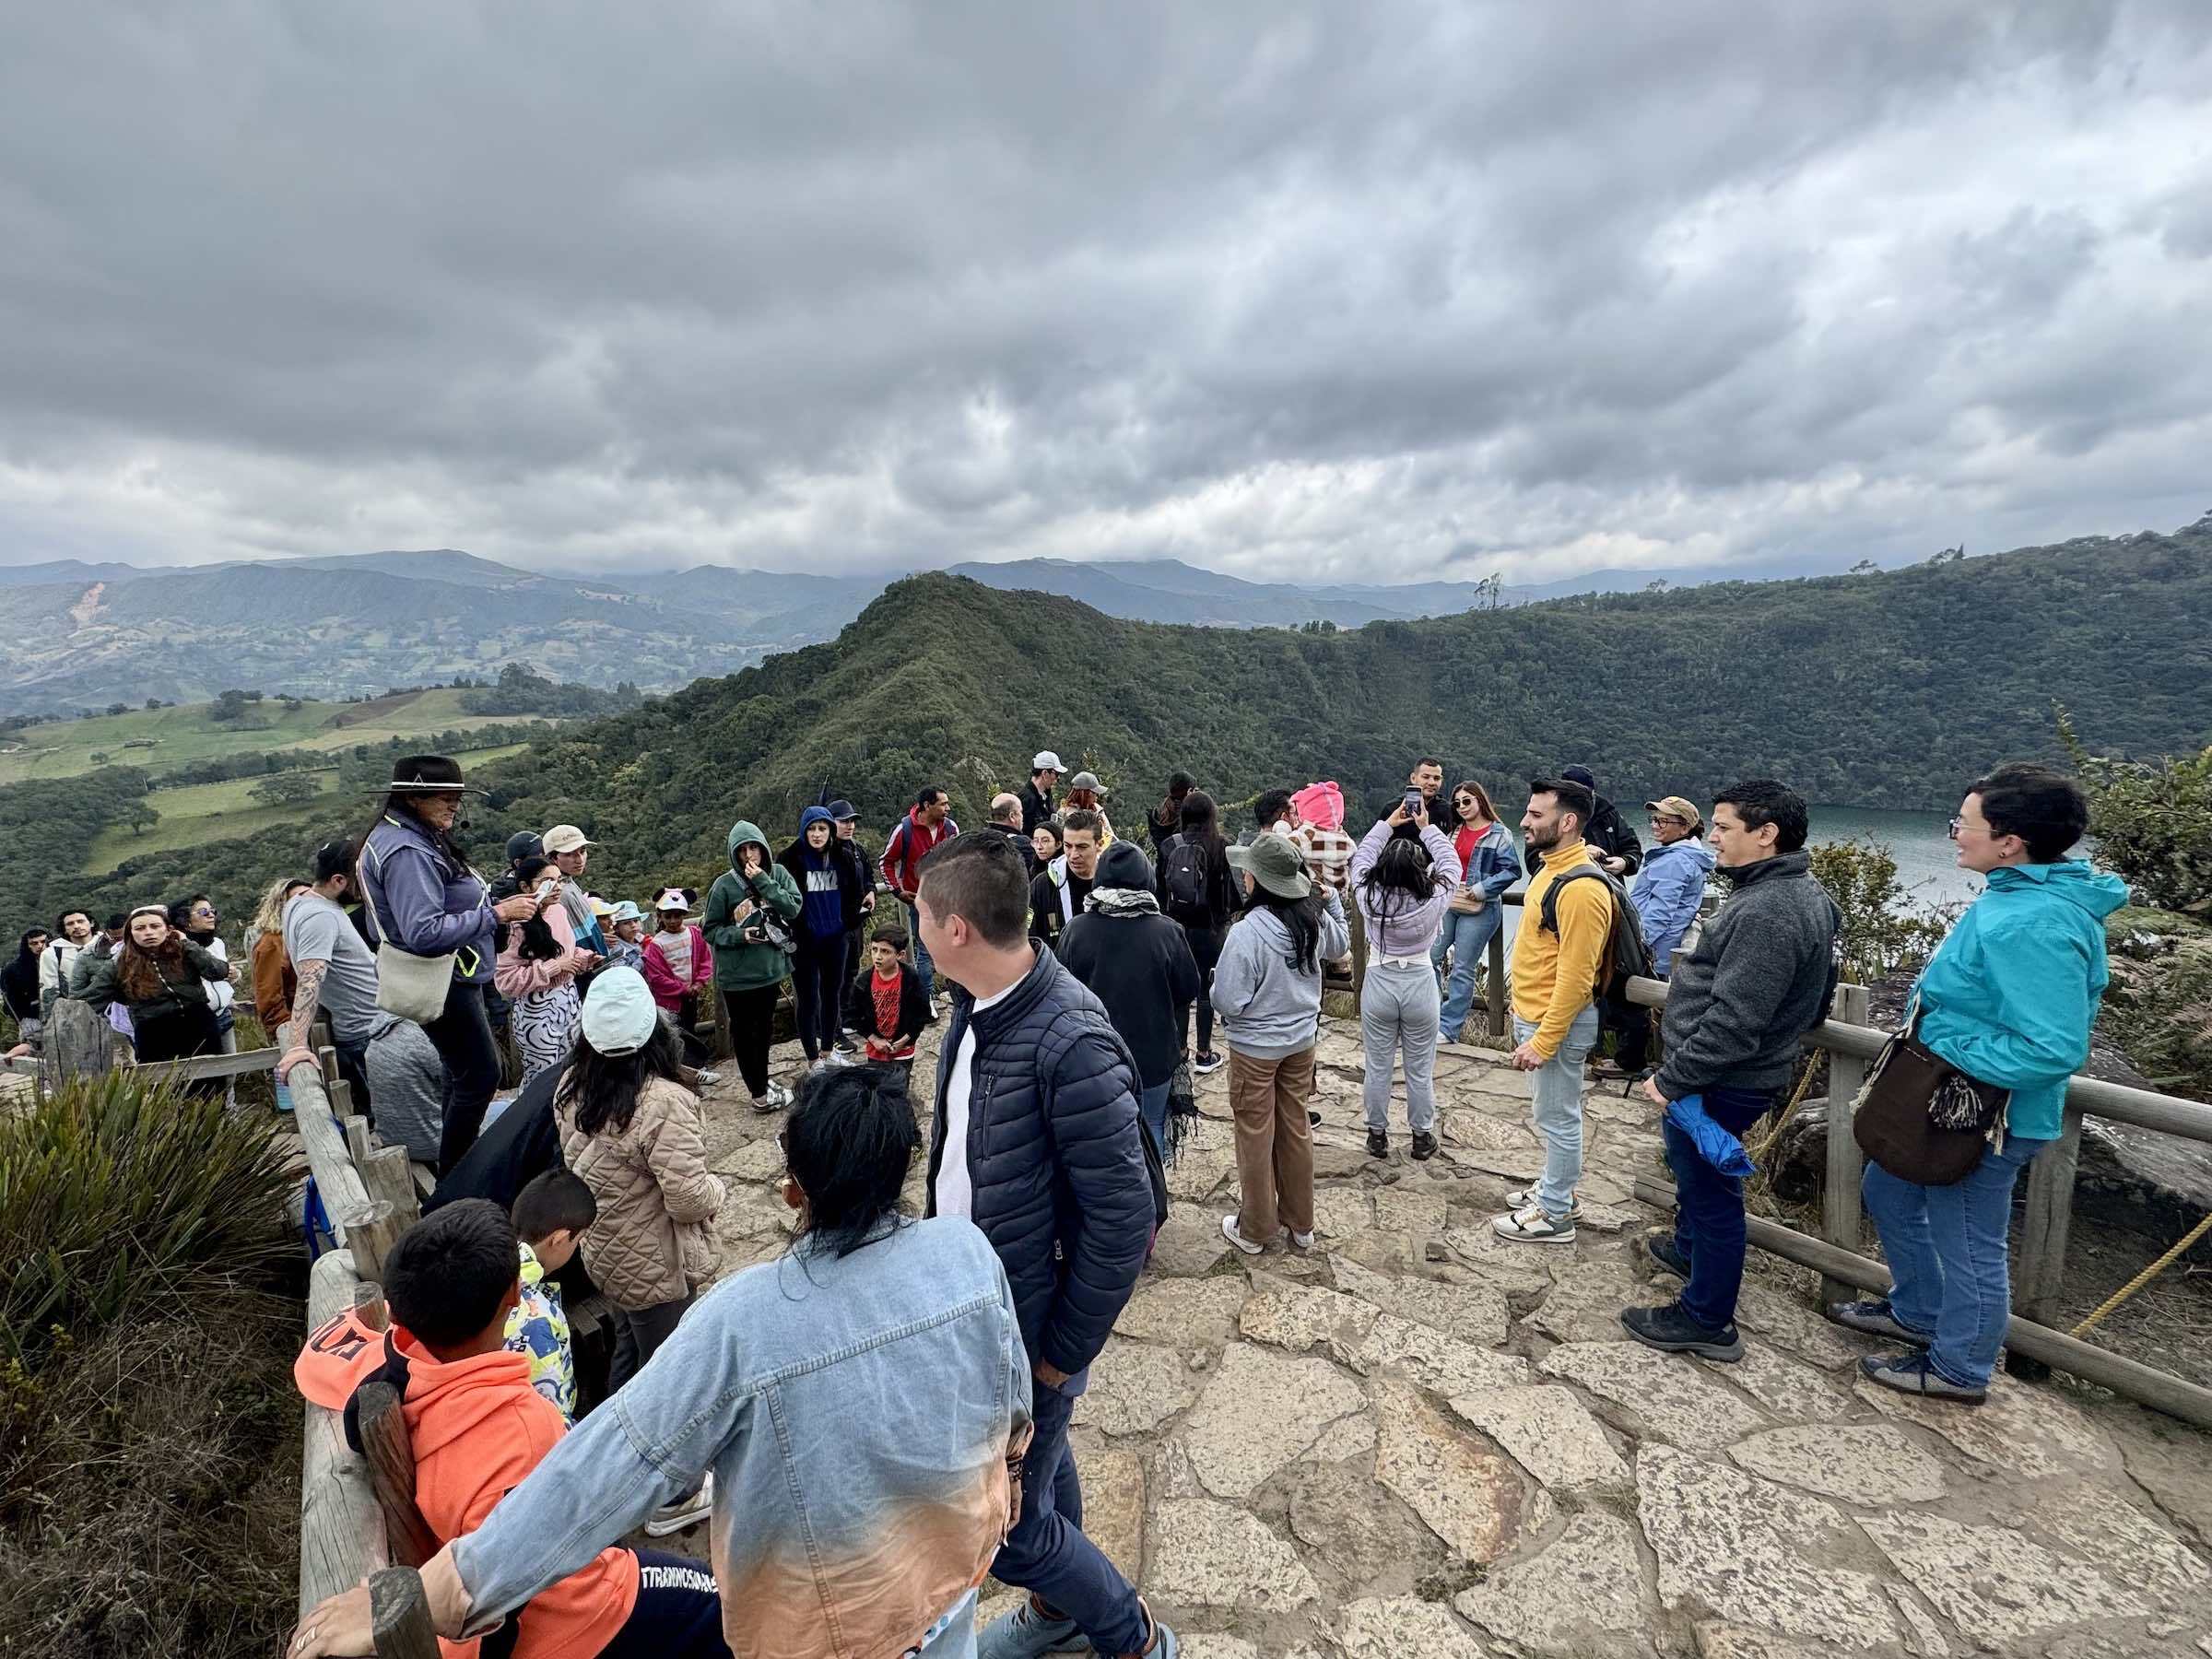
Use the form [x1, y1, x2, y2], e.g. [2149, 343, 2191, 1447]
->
[2068, 1209, 2212, 1339]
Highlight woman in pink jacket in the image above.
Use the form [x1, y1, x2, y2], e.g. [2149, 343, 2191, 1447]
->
[494, 856, 597, 1088]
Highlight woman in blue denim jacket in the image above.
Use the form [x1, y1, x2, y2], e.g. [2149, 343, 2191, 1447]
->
[293, 1064, 1032, 1659]
[1831, 765, 2125, 1403]
[1432, 782, 1521, 1042]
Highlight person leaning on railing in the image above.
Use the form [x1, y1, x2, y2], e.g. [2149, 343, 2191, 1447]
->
[1830, 764, 2126, 1403]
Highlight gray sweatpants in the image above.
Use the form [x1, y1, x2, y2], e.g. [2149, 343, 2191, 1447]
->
[366, 1019, 448, 1166]
[1361, 959, 1441, 1136]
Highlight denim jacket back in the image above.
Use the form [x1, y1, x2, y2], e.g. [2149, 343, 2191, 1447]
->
[452, 1216, 1032, 1659]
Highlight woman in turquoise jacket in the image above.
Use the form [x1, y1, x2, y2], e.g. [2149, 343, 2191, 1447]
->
[1832, 764, 2125, 1401]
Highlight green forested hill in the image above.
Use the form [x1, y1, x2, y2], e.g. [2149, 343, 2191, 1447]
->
[459, 524, 2211, 902]
[7, 524, 2208, 929]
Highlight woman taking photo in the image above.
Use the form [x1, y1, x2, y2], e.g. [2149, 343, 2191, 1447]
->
[358, 755, 542, 1172]
[495, 854, 598, 1089]
[290, 1063, 1032, 1659]
[1214, 832, 1348, 1257]
[1157, 790, 1239, 1076]
[1432, 781, 1520, 1045]
[67, 903, 231, 1088]
[703, 818, 802, 1113]
[777, 806, 865, 1066]
[1351, 801, 1463, 1162]
[1830, 764, 2125, 1402]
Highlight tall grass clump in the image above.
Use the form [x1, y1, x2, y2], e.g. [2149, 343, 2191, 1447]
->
[0, 1070, 292, 1365]
[0, 1070, 300, 1656]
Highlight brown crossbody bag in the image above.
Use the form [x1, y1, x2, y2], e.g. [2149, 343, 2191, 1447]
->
[1851, 1000, 2009, 1186]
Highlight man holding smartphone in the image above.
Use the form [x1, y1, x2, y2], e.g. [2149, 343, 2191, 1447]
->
[1390, 758, 1447, 842]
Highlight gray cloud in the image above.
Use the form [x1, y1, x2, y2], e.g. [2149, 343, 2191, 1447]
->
[1, 1, 2208, 583]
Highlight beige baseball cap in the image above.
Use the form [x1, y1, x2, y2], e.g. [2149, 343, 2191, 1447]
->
[1644, 795, 1703, 828]
[542, 824, 596, 853]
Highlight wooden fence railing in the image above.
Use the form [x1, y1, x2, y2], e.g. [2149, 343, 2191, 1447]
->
[1451, 889, 2212, 1426]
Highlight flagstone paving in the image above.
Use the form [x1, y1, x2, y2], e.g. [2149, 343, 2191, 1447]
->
[691, 1016, 2212, 1656]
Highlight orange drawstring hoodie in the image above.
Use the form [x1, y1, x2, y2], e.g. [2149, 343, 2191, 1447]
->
[298, 1321, 639, 1659]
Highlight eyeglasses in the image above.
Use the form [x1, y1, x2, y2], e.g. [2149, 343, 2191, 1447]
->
[1649, 815, 1688, 827]
[1453, 797, 1476, 808]
[1947, 817, 1963, 838]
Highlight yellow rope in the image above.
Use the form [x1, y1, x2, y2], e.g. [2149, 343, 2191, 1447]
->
[2068, 1210, 2212, 1339]
[1746, 1053, 1821, 1168]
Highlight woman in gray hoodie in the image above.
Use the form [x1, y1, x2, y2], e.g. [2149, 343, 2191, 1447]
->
[1212, 832, 1348, 1257]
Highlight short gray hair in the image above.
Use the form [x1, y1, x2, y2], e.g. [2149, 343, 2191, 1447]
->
[989, 792, 1023, 826]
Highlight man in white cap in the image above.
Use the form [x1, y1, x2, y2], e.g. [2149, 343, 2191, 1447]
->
[542, 825, 608, 956]
[1021, 753, 1063, 836]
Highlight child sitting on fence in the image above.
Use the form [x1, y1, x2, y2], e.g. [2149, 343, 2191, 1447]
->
[297, 1200, 730, 1658]
[509, 1169, 594, 1424]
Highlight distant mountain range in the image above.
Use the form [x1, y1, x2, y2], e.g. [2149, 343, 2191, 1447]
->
[0, 547, 1691, 714]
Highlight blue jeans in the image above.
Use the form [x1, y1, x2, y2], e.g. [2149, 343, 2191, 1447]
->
[1434, 904, 1504, 1041]
[1514, 1006, 1601, 1218]
[903, 899, 936, 1003]
[1862, 1134, 2053, 1388]
[992, 1379, 1146, 1653]
[1663, 1087, 1776, 1332]
[1138, 1079, 1171, 1161]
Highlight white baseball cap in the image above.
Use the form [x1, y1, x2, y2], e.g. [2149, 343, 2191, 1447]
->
[1032, 751, 1064, 771]
[543, 824, 596, 854]
[581, 967, 658, 1058]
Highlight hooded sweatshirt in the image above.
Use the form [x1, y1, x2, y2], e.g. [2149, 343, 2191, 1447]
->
[300, 1328, 638, 1659]
[781, 806, 847, 943]
[1912, 859, 2126, 1141]
[1210, 889, 1350, 1060]
[703, 820, 803, 993]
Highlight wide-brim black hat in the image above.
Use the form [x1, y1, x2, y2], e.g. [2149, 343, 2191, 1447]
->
[366, 753, 473, 794]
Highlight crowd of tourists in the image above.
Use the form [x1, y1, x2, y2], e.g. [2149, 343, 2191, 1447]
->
[0, 745, 2117, 1658]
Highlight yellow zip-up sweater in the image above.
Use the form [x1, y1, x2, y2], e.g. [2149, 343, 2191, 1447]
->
[1511, 841, 1615, 1057]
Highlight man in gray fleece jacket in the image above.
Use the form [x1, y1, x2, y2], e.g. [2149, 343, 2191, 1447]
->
[1623, 780, 1840, 1363]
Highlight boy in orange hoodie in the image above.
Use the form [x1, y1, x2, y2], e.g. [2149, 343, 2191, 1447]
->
[295, 1200, 729, 1658]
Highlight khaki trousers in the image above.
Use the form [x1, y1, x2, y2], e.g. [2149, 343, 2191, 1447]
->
[1231, 1045, 1317, 1244]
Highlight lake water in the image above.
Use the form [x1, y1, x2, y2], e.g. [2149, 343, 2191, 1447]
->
[1806, 806, 1981, 911]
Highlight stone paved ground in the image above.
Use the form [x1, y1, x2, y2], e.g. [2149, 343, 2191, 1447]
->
[691, 1016, 2212, 1658]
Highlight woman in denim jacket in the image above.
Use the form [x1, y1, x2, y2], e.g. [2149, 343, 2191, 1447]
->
[294, 1064, 1032, 1659]
[1431, 781, 1520, 1044]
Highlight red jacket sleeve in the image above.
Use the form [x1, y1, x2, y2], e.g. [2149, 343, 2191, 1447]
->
[879, 822, 907, 892]
[639, 938, 684, 1006]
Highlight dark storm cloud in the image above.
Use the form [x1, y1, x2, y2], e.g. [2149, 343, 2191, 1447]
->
[0, 1, 2207, 581]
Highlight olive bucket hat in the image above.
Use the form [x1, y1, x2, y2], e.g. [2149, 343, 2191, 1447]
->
[1225, 831, 1312, 900]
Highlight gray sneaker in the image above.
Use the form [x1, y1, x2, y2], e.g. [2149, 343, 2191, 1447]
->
[1493, 1203, 1576, 1245]
[1505, 1185, 1582, 1219]
[1859, 1352, 1985, 1404]
[1827, 1299, 1931, 1347]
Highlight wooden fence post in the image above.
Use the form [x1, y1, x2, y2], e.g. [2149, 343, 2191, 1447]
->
[369, 1567, 441, 1659]
[346, 1199, 407, 1285]
[2007, 1105, 2084, 1381]
[1485, 924, 1508, 1040]
[356, 1380, 441, 1570]
[713, 985, 735, 1062]
[1347, 904, 1368, 1018]
[300, 1251, 386, 1618]
[1819, 983, 1871, 1307]
[364, 1146, 421, 1226]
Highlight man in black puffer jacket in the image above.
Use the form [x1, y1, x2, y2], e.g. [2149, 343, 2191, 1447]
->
[916, 830, 1175, 1659]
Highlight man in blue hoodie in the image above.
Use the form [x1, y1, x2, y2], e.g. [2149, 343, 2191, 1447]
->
[776, 806, 863, 1065]
[1834, 764, 2124, 1402]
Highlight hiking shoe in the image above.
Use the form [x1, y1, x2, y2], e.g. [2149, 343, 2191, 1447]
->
[1828, 1299, 1931, 1347]
[1219, 1213, 1266, 1257]
[1493, 1203, 1576, 1244]
[1859, 1352, 1985, 1404]
[644, 1473, 714, 1536]
[1504, 1185, 1581, 1218]
[1410, 1131, 1439, 1161]
[1192, 1050, 1224, 1076]
[976, 1593, 1084, 1658]
[1366, 1129, 1389, 1159]
[1643, 1234, 1690, 1278]
[1620, 1301, 1744, 1362]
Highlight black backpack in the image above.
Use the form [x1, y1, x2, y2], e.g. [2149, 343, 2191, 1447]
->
[1538, 865, 1654, 993]
[1163, 836, 1210, 921]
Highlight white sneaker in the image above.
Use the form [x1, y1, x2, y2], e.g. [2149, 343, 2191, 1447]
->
[644, 1471, 714, 1536]
[1220, 1214, 1265, 1257]
[1192, 1051, 1225, 1076]
[1503, 1185, 1581, 1218]
[1493, 1203, 1577, 1245]
[692, 1066, 723, 1088]
[749, 1082, 794, 1115]
[1288, 1229, 1315, 1252]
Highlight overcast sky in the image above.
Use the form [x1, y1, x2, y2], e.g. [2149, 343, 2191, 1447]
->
[3, 3, 2208, 585]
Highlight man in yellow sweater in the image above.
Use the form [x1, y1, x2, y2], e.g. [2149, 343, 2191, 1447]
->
[1495, 778, 1615, 1244]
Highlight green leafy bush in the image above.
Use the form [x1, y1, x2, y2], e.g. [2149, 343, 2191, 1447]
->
[0, 1071, 292, 1366]
[1808, 836, 1957, 984]
[2062, 712, 2212, 916]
